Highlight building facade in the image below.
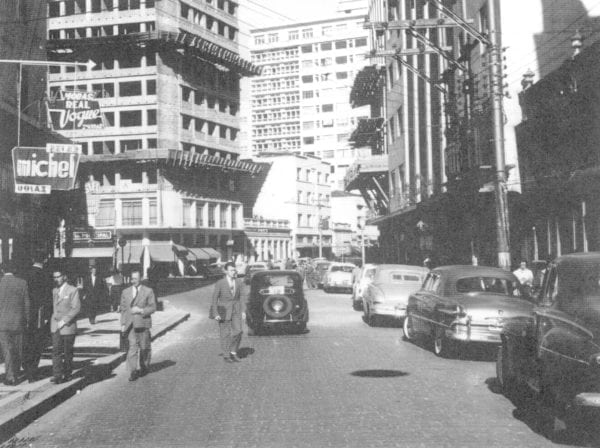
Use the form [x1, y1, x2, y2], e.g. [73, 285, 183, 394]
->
[249, 13, 372, 190]
[243, 217, 292, 263]
[46, 0, 261, 275]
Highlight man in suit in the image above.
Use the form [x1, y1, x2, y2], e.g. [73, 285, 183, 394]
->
[0, 262, 30, 385]
[120, 269, 156, 382]
[210, 262, 244, 363]
[51, 268, 81, 384]
[82, 265, 108, 325]
[23, 252, 53, 382]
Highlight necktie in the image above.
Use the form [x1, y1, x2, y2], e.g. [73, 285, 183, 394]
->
[133, 287, 138, 299]
[230, 281, 234, 296]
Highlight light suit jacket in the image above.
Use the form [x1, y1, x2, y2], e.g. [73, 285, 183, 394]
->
[209, 277, 243, 321]
[120, 284, 156, 331]
[51, 283, 81, 335]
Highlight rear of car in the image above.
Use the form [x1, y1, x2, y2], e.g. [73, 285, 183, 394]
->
[244, 263, 269, 283]
[352, 264, 377, 310]
[324, 263, 355, 293]
[246, 270, 308, 334]
[315, 262, 331, 288]
[371, 270, 425, 318]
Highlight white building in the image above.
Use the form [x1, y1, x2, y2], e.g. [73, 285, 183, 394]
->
[251, 153, 333, 258]
[248, 12, 372, 190]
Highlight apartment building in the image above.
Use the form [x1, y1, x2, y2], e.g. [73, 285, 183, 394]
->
[249, 12, 372, 190]
[46, 0, 261, 275]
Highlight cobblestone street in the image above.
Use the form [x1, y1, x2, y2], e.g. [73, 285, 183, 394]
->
[2, 284, 561, 448]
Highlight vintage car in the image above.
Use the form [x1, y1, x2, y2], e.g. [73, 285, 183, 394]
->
[314, 261, 332, 288]
[243, 262, 269, 284]
[362, 264, 428, 326]
[351, 263, 377, 311]
[403, 265, 534, 357]
[246, 270, 309, 335]
[497, 252, 600, 426]
[323, 262, 356, 293]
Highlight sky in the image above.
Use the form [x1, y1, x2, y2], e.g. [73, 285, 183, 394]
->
[240, 0, 341, 30]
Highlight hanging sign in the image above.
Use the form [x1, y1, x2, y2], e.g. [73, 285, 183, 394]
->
[12, 144, 81, 194]
[47, 90, 104, 130]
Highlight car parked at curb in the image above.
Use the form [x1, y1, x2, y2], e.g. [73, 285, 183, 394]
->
[403, 265, 534, 357]
[351, 263, 377, 311]
[243, 262, 269, 284]
[245, 270, 309, 335]
[496, 252, 600, 430]
[362, 264, 428, 326]
[323, 262, 356, 293]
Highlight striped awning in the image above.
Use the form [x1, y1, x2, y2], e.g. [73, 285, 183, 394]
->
[71, 246, 115, 258]
[167, 149, 262, 174]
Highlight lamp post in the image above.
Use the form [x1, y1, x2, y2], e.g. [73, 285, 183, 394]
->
[0, 58, 95, 147]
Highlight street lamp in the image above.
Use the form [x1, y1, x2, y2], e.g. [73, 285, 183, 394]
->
[0, 58, 96, 147]
[357, 204, 366, 266]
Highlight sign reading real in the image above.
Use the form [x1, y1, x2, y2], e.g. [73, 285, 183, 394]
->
[47, 90, 104, 130]
[12, 144, 81, 194]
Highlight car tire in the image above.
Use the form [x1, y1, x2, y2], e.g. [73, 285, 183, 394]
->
[433, 326, 454, 358]
[262, 295, 294, 319]
[367, 310, 379, 327]
[496, 339, 517, 396]
[296, 322, 307, 333]
[324, 286, 330, 293]
[352, 300, 363, 311]
[403, 313, 416, 341]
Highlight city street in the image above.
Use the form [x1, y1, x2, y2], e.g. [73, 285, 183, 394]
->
[2, 283, 562, 448]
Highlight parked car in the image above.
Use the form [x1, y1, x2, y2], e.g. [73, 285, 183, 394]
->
[243, 262, 269, 284]
[246, 270, 309, 335]
[323, 262, 356, 293]
[497, 252, 600, 429]
[403, 265, 534, 357]
[351, 263, 377, 311]
[362, 264, 428, 326]
[314, 261, 331, 288]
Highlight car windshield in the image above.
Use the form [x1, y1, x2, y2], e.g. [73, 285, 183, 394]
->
[255, 274, 300, 289]
[331, 265, 353, 273]
[456, 276, 520, 296]
[388, 271, 422, 283]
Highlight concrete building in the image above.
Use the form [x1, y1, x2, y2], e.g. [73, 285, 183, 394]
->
[248, 11, 372, 190]
[46, 0, 261, 275]
[249, 153, 333, 259]
[243, 217, 292, 263]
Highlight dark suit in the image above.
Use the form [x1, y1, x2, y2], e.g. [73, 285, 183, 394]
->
[23, 265, 53, 380]
[0, 274, 30, 382]
[51, 283, 81, 380]
[82, 274, 108, 324]
[120, 284, 156, 373]
[210, 277, 243, 356]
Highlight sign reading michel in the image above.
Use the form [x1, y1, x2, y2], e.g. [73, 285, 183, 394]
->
[47, 90, 104, 130]
[12, 144, 82, 194]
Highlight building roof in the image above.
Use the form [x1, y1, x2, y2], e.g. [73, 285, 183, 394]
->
[251, 15, 366, 33]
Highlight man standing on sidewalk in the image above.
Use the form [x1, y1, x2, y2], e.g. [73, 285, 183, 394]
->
[82, 265, 108, 325]
[51, 268, 81, 384]
[23, 252, 53, 383]
[0, 262, 30, 385]
[209, 262, 244, 363]
[120, 270, 156, 382]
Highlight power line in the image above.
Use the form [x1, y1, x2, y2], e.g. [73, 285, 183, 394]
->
[244, 0, 296, 23]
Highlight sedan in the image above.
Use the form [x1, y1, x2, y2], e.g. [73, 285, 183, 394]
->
[323, 262, 356, 293]
[362, 264, 428, 326]
[403, 265, 534, 357]
[351, 263, 377, 311]
[243, 262, 269, 284]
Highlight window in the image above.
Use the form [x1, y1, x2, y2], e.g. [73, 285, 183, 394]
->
[302, 60, 313, 68]
[120, 139, 143, 151]
[297, 214, 303, 227]
[322, 26, 332, 36]
[355, 37, 367, 47]
[119, 81, 142, 96]
[288, 30, 299, 40]
[336, 71, 348, 80]
[146, 79, 156, 95]
[321, 57, 332, 66]
[321, 42, 332, 51]
[302, 90, 314, 99]
[335, 40, 347, 49]
[96, 200, 115, 226]
[268, 33, 279, 43]
[208, 204, 216, 227]
[335, 56, 347, 64]
[183, 200, 193, 226]
[301, 75, 313, 84]
[254, 35, 265, 45]
[196, 202, 205, 227]
[303, 121, 315, 130]
[322, 104, 334, 112]
[219, 205, 228, 228]
[122, 200, 142, 226]
[120, 110, 142, 127]
[147, 109, 157, 126]
[303, 136, 315, 145]
[302, 28, 313, 39]
[149, 199, 157, 225]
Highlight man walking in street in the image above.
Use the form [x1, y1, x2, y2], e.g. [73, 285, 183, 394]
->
[210, 262, 244, 363]
[0, 262, 30, 385]
[82, 265, 108, 325]
[513, 260, 534, 297]
[23, 252, 53, 383]
[51, 267, 80, 384]
[120, 270, 156, 382]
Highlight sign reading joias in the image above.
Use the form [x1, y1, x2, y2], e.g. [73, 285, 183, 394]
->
[12, 144, 82, 194]
[47, 90, 104, 130]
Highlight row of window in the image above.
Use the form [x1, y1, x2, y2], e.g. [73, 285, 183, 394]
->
[302, 117, 355, 129]
[301, 87, 349, 100]
[181, 115, 239, 141]
[49, 49, 156, 74]
[296, 168, 329, 184]
[79, 139, 157, 157]
[180, 1, 238, 42]
[252, 78, 298, 93]
[252, 109, 299, 123]
[300, 38, 367, 54]
[261, 63, 299, 77]
[251, 49, 298, 64]
[301, 55, 358, 68]
[252, 94, 299, 108]
[50, 108, 155, 129]
[254, 22, 360, 45]
[48, 0, 155, 17]
[296, 235, 331, 245]
[182, 201, 240, 229]
[49, 21, 155, 40]
[253, 139, 300, 152]
[297, 190, 330, 205]
[302, 72, 350, 83]
[252, 124, 300, 138]
[181, 86, 239, 116]
[50, 79, 156, 99]
[302, 132, 350, 143]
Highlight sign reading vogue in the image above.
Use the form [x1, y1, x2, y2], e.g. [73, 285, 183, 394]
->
[12, 144, 81, 194]
[47, 90, 104, 131]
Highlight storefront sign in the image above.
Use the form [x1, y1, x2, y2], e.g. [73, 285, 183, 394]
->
[73, 230, 112, 242]
[47, 90, 104, 130]
[12, 145, 81, 194]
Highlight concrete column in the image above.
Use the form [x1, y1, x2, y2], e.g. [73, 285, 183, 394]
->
[142, 236, 151, 278]
[115, 198, 122, 227]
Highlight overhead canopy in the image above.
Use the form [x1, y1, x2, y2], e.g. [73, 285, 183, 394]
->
[350, 66, 384, 108]
[71, 246, 115, 258]
[147, 243, 177, 262]
[187, 248, 211, 261]
[120, 242, 144, 265]
[200, 248, 221, 260]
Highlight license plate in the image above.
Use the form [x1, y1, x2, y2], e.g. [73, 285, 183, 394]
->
[268, 286, 285, 295]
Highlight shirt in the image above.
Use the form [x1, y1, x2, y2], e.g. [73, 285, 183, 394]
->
[513, 268, 534, 286]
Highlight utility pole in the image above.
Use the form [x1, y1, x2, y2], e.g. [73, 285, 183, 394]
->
[488, 0, 511, 270]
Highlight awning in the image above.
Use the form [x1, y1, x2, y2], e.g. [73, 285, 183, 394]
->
[147, 243, 177, 262]
[200, 247, 221, 260]
[120, 242, 144, 264]
[349, 118, 385, 148]
[172, 243, 197, 262]
[71, 246, 115, 258]
[187, 248, 211, 261]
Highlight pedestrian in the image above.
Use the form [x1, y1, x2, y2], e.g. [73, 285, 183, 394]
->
[120, 269, 157, 382]
[50, 267, 80, 384]
[209, 262, 244, 363]
[23, 252, 53, 383]
[106, 268, 124, 312]
[0, 261, 30, 385]
[513, 260, 534, 296]
[82, 265, 108, 325]
[305, 263, 316, 289]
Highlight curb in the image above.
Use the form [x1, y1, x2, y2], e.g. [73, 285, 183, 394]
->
[0, 312, 190, 442]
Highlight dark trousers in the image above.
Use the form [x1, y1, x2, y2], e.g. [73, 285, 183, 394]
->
[126, 328, 151, 373]
[0, 331, 22, 382]
[52, 332, 75, 379]
[219, 319, 242, 355]
[22, 328, 48, 379]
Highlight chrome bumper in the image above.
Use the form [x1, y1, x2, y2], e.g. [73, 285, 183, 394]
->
[445, 323, 502, 344]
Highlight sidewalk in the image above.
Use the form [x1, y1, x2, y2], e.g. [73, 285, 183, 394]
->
[0, 302, 190, 440]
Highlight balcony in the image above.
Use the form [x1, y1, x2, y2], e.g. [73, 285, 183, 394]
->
[244, 217, 291, 230]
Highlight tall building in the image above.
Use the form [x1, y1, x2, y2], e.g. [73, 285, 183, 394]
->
[46, 0, 261, 275]
[248, 13, 372, 190]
